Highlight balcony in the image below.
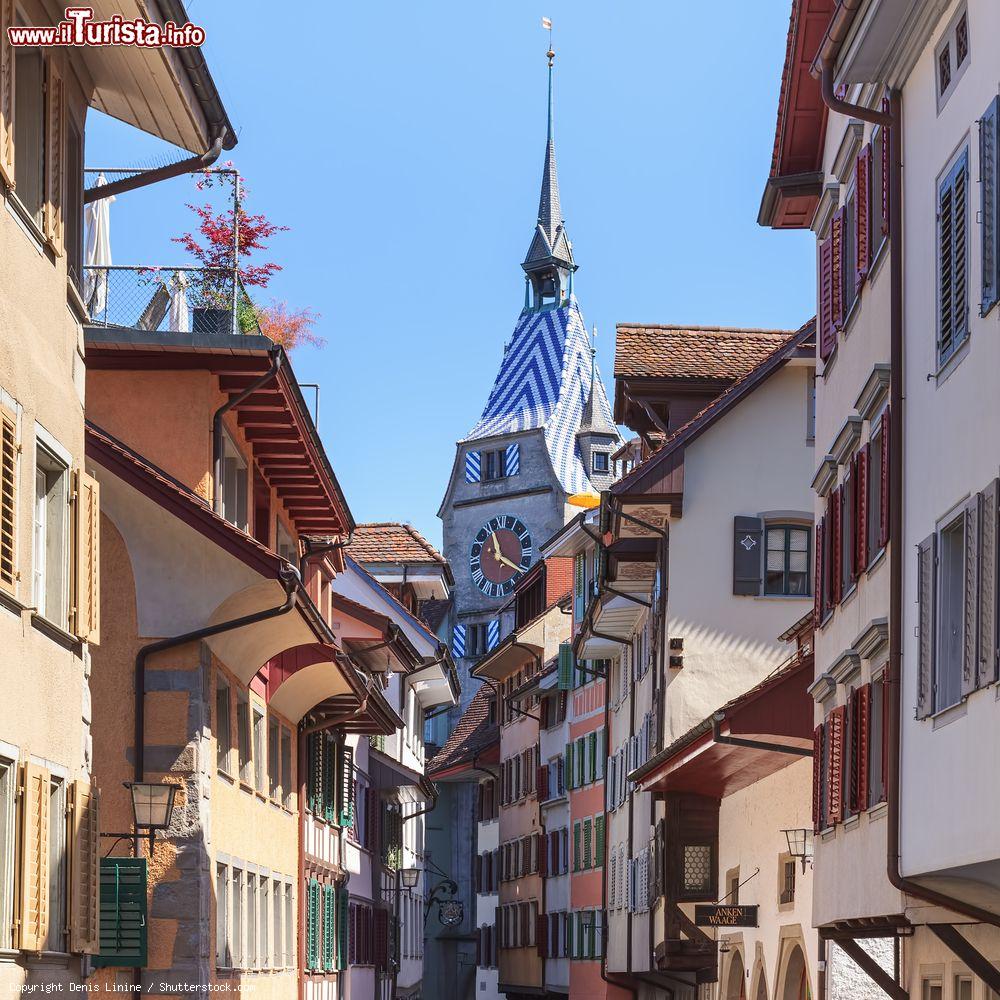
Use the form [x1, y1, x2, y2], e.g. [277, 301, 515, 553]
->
[83, 265, 264, 338]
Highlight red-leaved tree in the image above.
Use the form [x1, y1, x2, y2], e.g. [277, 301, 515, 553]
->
[258, 301, 325, 351]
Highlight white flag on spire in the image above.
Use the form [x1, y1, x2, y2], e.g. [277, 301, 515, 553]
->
[541, 16, 552, 29]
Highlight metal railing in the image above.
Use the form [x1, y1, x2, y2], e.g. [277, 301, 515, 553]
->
[82, 265, 264, 337]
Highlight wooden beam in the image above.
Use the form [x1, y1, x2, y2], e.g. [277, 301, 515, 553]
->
[252, 442, 307, 456]
[928, 924, 1000, 994]
[237, 410, 294, 426]
[234, 393, 288, 409]
[243, 426, 300, 442]
[835, 937, 908, 1000]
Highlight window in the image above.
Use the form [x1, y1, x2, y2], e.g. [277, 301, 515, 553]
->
[260, 877, 269, 969]
[281, 727, 293, 808]
[869, 673, 886, 806]
[47, 777, 66, 952]
[764, 525, 810, 596]
[780, 859, 796, 904]
[841, 469, 855, 592]
[272, 879, 282, 968]
[231, 868, 243, 968]
[220, 431, 248, 531]
[843, 185, 858, 317]
[216, 675, 231, 773]
[465, 622, 489, 658]
[284, 884, 293, 967]
[935, 5, 970, 110]
[923, 982, 942, 1000]
[236, 692, 252, 785]
[13, 46, 45, 225]
[216, 864, 230, 968]
[936, 513, 966, 712]
[268, 717, 280, 799]
[482, 449, 507, 482]
[592, 450, 609, 473]
[955, 977, 972, 1000]
[937, 147, 970, 367]
[867, 418, 885, 560]
[682, 845, 713, 896]
[275, 519, 296, 563]
[0, 758, 14, 949]
[34, 444, 70, 628]
[247, 872, 257, 969]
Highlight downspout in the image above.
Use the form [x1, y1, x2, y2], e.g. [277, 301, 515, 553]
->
[84, 130, 228, 204]
[299, 530, 355, 579]
[816, 27, 1000, 931]
[213, 347, 282, 515]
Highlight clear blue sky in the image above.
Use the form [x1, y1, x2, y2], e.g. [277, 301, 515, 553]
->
[86, 1, 815, 549]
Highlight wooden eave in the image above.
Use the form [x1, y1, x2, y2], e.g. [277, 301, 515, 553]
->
[84, 335, 353, 536]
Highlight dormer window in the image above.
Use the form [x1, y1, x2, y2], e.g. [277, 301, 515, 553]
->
[592, 450, 609, 474]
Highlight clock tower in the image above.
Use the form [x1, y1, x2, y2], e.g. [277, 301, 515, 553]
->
[437, 47, 621, 720]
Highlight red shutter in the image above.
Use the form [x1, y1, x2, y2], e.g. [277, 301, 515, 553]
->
[819, 236, 836, 360]
[856, 145, 871, 289]
[475, 853, 482, 893]
[831, 487, 843, 606]
[857, 683, 871, 811]
[879, 407, 891, 549]
[828, 706, 846, 825]
[831, 207, 845, 329]
[477, 782, 484, 822]
[881, 98, 891, 236]
[537, 911, 548, 957]
[857, 444, 869, 571]
[814, 522, 824, 625]
[537, 765, 548, 802]
[538, 832, 548, 877]
[540, 697, 550, 728]
[881, 673, 891, 802]
[812, 723, 824, 832]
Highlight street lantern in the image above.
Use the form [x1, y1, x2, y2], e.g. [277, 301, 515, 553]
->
[128, 782, 178, 835]
[399, 868, 420, 891]
[782, 828, 814, 872]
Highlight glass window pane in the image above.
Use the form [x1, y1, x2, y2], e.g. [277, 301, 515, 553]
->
[767, 528, 784, 551]
[789, 529, 808, 551]
[789, 552, 808, 573]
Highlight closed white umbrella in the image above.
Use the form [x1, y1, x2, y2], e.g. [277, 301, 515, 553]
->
[168, 270, 190, 332]
[84, 172, 114, 315]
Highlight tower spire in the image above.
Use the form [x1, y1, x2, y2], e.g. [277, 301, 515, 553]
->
[522, 22, 576, 311]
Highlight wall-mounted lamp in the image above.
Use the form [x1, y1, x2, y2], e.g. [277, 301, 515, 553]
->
[782, 828, 814, 873]
[101, 781, 180, 852]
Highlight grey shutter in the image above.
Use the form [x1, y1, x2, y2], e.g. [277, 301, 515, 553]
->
[939, 150, 970, 364]
[917, 533, 937, 719]
[980, 479, 999, 686]
[962, 494, 981, 698]
[733, 516, 764, 595]
[981, 96, 999, 316]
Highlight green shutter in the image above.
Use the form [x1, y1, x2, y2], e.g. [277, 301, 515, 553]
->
[588, 732, 597, 783]
[322, 885, 336, 971]
[307, 879, 321, 970]
[583, 819, 593, 869]
[93, 857, 147, 968]
[322, 738, 337, 822]
[595, 815, 605, 867]
[558, 643, 574, 690]
[308, 733, 323, 815]
[337, 888, 350, 970]
[567, 911, 574, 958]
[339, 744, 355, 828]
[576, 738, 585, 787]
[565, 744, 574, 790]
[588, 911, 597, 959]
[573, 822, 581, 872]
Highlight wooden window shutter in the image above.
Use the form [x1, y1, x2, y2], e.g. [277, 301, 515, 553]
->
[856, 144, 872, 289]
[557, 642, 574, 690]
[827, 706, 845, 825]
[337, 888, 350, 971]
[17, 762, 50, 951]
[962, 493, 982, 698]
[732, 516, 764, 595]
[595, 815, 605, 867]
[813, 522, 823, 625]
[69, 780, 100, 954]
[537, 909, 548, 957]
[44, 55, 64, 254]
[92, 857, 147, 968]
[0, 0, 14, 187]
[939, 152, 970, 362]
[979, 478, 999, 686]
[982, 96, 1000, 316]
[72, 469, 101, 643]
[830, 487, 843, 606]
[879, 408, 891, 550]
[831, 207, 845, 329]
[464, 450, 481, 483]
[857, 444, 869, 571]
[505, 441, 520, 477]
[856, 685, 870, 813]
[917, 533, 937, 719]
[881, 98, 891, 236]
[338, 743, 354, 827]
[0, 404, 16, 593]
[812, 724, 824, 832]
[819, 236, 836, 360]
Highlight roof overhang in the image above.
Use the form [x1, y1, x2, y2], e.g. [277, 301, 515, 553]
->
[633, 657, 814, 797]
[77, 0, 236, 153]
[472, 616, 546, 681]
[362, 564, 452, 601]
[84, 335, 354, 535]
[369, 749, 435, 804]
[409, 659, 460, 710]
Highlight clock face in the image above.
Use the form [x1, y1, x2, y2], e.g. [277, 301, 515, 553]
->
[470, 514, 533, 598]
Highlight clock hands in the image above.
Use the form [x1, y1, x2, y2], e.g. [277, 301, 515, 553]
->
[490, 532, 522, 573]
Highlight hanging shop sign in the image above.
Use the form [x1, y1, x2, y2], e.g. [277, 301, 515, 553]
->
[694, 904, 759, 927]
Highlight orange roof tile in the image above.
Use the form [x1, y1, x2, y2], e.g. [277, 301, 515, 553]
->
[614, 325, 795, 381]
[426, 686, 498, 777]
[346, 522, 446, 566]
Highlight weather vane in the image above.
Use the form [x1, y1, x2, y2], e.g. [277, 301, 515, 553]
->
[542, 16, 554, 66]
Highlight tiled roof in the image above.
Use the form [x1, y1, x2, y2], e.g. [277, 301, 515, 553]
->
[613, 320, 815, 495]
[426, 686, 498, 777]
[347, 523, 446, 566]
[417, 598, 451, 634]
[614, 324, 795, 381]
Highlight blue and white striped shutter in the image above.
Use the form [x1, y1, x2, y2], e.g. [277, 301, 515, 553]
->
[452, 624, 466, 659]
[486, 618, 500, 652]
[465, 451, 481, 483]
[504, 442, 520, 477]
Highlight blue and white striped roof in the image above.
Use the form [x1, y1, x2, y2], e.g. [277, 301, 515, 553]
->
[465, 298, 619, 495]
